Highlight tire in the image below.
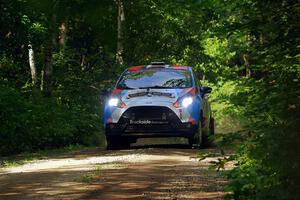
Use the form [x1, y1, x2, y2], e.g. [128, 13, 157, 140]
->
[209, 117, 215, 135]
[202, 117, 215, 148]
[106, 136, 131, 150]
[189, 123, 202, 149]
[106, 136, 119, 150]
[120, 138, 131, 149]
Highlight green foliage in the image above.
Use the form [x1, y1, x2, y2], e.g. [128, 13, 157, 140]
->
[201, 0, 300, 199]
[210, 80, 247, 134]
[0, 0, 299, 199]
[77, 165, 102, 184]
[0, 82, 103, 155]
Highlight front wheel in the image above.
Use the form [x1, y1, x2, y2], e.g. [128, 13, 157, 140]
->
[106, 136, 131, 150]
[188, 123, 202, 149]
[202, 117, 215, 147]
[209, 117, 215, 135]
[106, 136, 119, 150]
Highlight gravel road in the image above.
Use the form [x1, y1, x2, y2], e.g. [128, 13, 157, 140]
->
[0, 138, 230, 200]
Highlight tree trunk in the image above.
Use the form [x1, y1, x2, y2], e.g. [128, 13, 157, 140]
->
[242, 54, 251, 77]
[41, 39, 54, 97]
[59, 20, 67, 50]
[28, 42, 37, 86]
[41, 14, 56, 97]
[116, 0, 125, 65]
[81, 54, 86, 71]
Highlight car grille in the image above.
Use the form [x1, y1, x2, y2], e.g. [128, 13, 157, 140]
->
[118, 106, 181, 132]
[125, 124, 172, 132]
[120, 106, 177, 121]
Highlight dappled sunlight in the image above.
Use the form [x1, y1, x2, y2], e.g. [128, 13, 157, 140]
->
[1, 143, 216, 174]
[0, 146, 227, 199]
[0, 170, 95, 199]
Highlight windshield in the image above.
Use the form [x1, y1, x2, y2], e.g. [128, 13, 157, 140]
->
[116, 69, 193, 89]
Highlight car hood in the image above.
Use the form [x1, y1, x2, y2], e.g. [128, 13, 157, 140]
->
[118, 88, 191, 107]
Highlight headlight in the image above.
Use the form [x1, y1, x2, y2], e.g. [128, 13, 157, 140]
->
[182, 97, 193, 107]
[108, 98, 119, 107]
[173, 96, 194, 108]
[108, 97, 126, 108]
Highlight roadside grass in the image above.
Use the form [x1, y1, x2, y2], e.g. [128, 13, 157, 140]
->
[78, 165, 103, 184]
[0, 144, 95, 169]
[77, 162, 124, 184]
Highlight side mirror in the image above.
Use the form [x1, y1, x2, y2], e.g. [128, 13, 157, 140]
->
[101, 88, 112, 98]
[201, 86, 212, 94]
[196, 71, 203, 80]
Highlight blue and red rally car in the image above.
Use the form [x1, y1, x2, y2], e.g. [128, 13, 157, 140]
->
[104, 62, 214, 149]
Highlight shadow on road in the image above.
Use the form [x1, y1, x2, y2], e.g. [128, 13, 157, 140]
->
[131, 143, 191, 149]
[0, 138, 227, 200]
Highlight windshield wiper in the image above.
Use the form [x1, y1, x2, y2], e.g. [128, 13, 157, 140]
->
[117, 86, 134, 90]
[138, 85, 167, 89]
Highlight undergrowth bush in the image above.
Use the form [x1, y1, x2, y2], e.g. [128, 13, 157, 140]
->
[212, 71, 300, 200]
[0, 82, 104, 156]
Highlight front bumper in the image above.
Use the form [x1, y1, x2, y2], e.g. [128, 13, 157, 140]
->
[105, 106, 197, 138]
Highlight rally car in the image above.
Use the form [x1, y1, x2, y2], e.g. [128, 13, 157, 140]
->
[104, 62, 214, 149]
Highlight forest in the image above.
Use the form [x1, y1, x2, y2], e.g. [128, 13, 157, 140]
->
[0, 0, 299, 199]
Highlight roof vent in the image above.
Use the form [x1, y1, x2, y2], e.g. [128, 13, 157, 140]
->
[150, 61, 165, 65]
[146, 61, 169, 68]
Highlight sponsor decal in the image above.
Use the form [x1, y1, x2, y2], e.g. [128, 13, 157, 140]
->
[188, 117, 197, 125]
[172, 65, 188, 69]
[112, 88, 123, 94]
[127, 91, 174, 99]
[128, 65, 144, 71]
[129, 120, 168, 125]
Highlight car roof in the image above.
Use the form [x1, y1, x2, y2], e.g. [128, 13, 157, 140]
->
[127, 62, 191, 72]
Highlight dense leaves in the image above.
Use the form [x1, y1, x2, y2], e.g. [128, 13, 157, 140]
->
[204, 0, 300, 199]
[0, 0, 299, 199]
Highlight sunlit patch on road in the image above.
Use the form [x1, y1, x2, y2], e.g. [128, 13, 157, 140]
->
[0, 141, 229, 199]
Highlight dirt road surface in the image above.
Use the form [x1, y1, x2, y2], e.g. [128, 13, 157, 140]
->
[0, 139, 230, 200]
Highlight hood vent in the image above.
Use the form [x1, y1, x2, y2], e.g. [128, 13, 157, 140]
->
[127, 91, 174, 99]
